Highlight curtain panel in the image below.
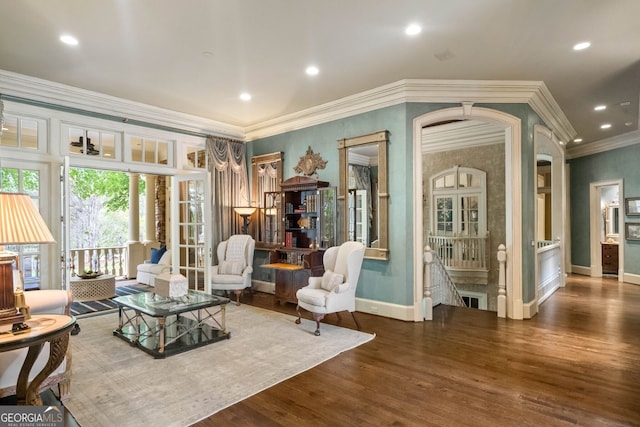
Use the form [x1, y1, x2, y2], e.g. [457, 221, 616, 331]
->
[206, 136, 250, 250]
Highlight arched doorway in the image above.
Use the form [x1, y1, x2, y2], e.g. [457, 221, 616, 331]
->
[412, 104, 524, 320]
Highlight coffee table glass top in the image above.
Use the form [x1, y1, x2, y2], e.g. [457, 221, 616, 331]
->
[113, 290, 229, 317]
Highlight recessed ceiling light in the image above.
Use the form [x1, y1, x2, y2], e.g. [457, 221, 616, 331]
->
[573, 41, 591, 51]
[594, 105, 606, 111]
[600, 123, 612, 129]
[60, 34, 79, 46]
[239, 92, 251, 101]
[573, 138, 583, 143]
[305, 66, 319, 76]
[405, 24, 422, 36]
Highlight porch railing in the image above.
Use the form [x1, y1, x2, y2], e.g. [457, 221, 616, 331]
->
[69, 246, 128, 278]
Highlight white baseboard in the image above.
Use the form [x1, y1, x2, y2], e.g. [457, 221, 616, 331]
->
[251, 280, 275, 294]
[523, 299, 538, 319]
[355, 297, 415, 321]
[571, 265, 591, 276]
[622, 272, 640, 286]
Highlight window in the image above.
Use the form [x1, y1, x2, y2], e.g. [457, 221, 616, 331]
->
[0, 115, 43, 150]
[251, 152, 283, 246]
[431, 166, 486, 237]
[66, 125, 118, 160]
[184, 146, 207, 169]
[129, 136, 171, 165]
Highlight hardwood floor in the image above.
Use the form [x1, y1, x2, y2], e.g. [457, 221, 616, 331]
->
[196, 274, 640, 426]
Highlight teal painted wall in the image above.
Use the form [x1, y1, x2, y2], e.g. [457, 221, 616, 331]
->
[248, 102, 544, 307]
[568, 143, 640, 274]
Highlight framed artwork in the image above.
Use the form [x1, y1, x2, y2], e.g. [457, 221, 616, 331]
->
[625, 197, 640, 216]
[625, 223, 640, 241]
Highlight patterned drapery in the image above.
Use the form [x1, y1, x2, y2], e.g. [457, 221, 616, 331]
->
[206, 136, 249, 246]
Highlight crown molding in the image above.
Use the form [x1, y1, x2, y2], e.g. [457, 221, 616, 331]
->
[0, 69, 575, 145]
[566, 129, 640, 159]
[0, 69, 244, 139]
[245, 79, 576, 142]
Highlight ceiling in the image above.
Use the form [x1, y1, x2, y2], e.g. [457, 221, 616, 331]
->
[1, 0, 639, 148]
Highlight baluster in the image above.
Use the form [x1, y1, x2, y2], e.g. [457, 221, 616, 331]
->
[424, 245, 433, 320]
[497, 244, 506, 318]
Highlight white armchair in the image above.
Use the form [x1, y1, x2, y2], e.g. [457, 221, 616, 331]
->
[210, 235, 255, 305]
[295, 241, 365, 336]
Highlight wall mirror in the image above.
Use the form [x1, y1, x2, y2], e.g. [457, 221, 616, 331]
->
[338, 130, 389, 260]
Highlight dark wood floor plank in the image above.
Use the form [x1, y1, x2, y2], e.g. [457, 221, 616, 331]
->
[195, 274, 640, 426]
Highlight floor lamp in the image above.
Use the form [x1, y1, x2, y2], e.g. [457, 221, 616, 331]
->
[234, 207, 256, 235]
[0, 192, 55, 332]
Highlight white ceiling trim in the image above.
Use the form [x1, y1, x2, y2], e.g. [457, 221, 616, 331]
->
[566, 129, 640, 159]
[245, 79, 576, 142]
[0, 69, 244, 140]
[0, 69, 575, 145]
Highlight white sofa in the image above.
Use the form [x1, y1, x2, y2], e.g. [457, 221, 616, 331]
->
[136, 250, 171, 286]
[0, 289, 74, 400]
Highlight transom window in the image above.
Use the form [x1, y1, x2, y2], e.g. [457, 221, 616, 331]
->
[431, 166, 486, 237]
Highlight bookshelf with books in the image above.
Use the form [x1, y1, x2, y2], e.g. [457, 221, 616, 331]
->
[267, 175, 337, 303]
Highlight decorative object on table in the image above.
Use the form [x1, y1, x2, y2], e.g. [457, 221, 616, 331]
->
[0, 192, 55, 332]
[294, 146, 327, 177]
[625, 197, 640, 216]
[295, 241, 365, 336]
[234, 206, 256, 235]
[154, 272, 189, 298]
[78, 270, 101, 279]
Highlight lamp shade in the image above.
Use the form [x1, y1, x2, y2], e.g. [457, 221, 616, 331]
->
[0, 192, 55, 244]
[234, 207, 256, 216]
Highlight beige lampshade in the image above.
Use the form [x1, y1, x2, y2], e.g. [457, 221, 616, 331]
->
[0, 192, 55, 245]
[234, 206, 256, 216]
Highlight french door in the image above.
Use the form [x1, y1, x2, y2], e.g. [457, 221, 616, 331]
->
[171, 172, 211, 292]
[0, 161, 54, 290]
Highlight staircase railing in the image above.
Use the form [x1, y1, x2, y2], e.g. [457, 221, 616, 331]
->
[423, 245, 466, 320]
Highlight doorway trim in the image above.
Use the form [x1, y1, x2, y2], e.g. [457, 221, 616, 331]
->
[413, 103, 523, 321]
[589, 180, 624, 280]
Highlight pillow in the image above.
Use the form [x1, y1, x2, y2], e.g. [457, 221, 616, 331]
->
[320, 270, 344, 292]
[219, 260, 244, 275]
[150, 246, 167, 264]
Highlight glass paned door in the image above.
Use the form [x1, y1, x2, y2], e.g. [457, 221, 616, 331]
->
[0, 162, 51, 290]
[172, 172, 211, 292]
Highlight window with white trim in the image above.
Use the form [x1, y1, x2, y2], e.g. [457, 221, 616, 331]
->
[431, 166, 487, 237]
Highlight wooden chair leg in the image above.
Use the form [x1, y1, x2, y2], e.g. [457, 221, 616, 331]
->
[234, 290, 241, 305]
[350, 311, 361, 330]
[295, 305, 303, 324]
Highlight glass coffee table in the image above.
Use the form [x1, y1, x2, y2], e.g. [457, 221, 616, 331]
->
[113, 290, 230, 358]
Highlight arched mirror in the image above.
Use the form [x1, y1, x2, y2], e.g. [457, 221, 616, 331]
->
[338, 130, 389, 260]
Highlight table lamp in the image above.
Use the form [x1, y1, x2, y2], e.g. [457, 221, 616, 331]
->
[233, 206, 256, 235]
[0, 192, 55, 332]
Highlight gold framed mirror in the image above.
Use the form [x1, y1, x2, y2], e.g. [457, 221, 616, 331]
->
[338, 130, 389, 260]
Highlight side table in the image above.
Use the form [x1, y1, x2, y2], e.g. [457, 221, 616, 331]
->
[70, 274, 116, 301]
[0, 314, 76, 405]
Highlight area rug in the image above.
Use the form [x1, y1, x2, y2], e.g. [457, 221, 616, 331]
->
[70, 283, 152, 317]
[63, 304, 375, 426]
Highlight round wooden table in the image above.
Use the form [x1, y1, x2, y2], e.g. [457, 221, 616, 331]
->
[0, 314, 76, 405]
[70, 274, 116, 301]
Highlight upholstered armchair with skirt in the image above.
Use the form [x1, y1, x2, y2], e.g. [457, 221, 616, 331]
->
[295, 241, 365, 336]
[210, 235, 255, 305]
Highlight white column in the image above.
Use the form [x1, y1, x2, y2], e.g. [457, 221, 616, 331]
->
[423, 245, 433, 321]
[143, 174, 156, 244]
[128, 173, 140, 243]
[497, 244, 507, 318]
